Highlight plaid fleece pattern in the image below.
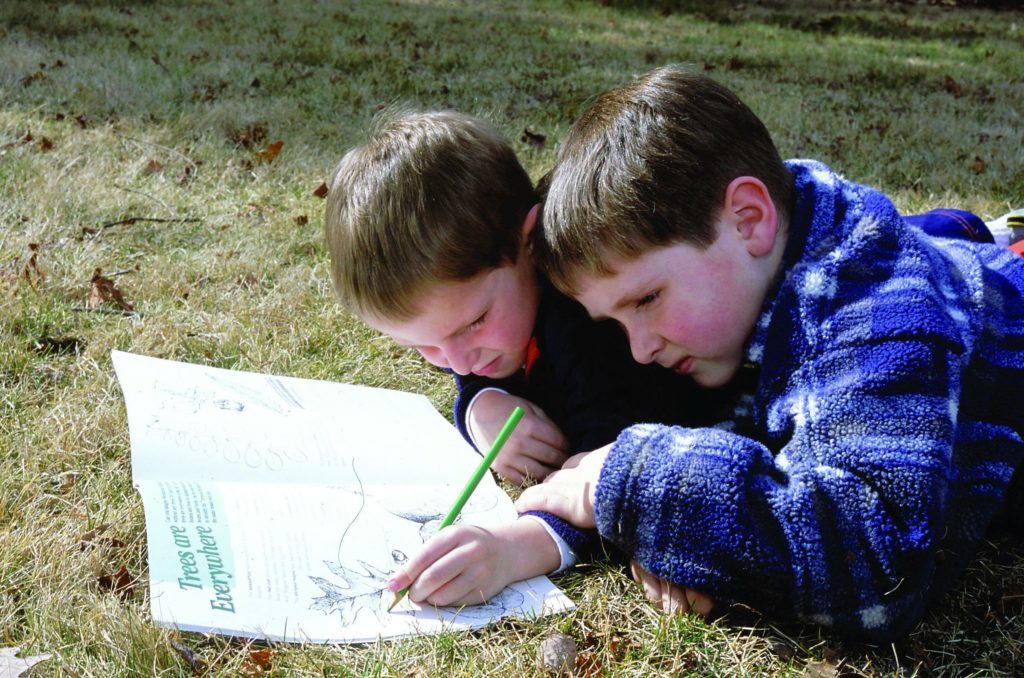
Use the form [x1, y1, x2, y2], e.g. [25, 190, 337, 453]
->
[595, 160, 1024, 641]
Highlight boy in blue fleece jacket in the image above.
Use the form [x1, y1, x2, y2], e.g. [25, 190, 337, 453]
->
[517, 66, 1024, 642]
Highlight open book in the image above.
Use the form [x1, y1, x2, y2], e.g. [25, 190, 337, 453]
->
[111, 351, 573, 643]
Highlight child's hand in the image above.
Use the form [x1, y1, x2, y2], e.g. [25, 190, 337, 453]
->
[629, 559, 715, 616]
[387, 519, 560, 608]
[467, 391, 569, 485]
[513, 445, 612, 528]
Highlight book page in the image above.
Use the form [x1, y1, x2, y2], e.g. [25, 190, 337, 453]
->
[113, 350, 480, 487]
[113, 351, 573, 642]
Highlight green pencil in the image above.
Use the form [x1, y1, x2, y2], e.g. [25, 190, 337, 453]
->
[387, 405, 525, 612]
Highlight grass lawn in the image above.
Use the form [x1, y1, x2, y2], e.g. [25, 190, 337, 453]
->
[2, 0, 1023, 675]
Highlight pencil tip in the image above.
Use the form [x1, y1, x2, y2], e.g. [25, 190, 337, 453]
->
[387, 592, 402, 612]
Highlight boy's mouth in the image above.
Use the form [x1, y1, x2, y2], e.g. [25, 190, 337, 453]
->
[474, 355, 503, 377]
[670, 357, 694, 376]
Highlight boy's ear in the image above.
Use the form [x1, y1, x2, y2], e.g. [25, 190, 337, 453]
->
[724, 177, 778, 258]
[521, 203, 541, 250]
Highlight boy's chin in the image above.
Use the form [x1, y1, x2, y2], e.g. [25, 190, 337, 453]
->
[689, 363, 740, 389]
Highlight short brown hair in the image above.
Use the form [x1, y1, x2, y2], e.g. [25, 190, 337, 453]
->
[536, 66, 792, 294]
[325, 111, 535, 320]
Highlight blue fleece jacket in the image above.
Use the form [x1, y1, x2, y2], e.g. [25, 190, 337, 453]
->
[595, 160, 1024, 642]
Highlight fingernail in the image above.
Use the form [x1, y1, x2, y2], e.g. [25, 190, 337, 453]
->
[386, 578, 400, 591]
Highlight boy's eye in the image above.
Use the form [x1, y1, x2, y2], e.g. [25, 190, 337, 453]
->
[635, 291, 659, 309]
[466, 312, 487, 331]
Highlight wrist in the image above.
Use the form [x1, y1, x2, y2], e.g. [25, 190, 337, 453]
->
[498, 519, 561, 582]
[465, 387, 510, 451]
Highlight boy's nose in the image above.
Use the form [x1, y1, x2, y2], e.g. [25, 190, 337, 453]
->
[629, 332, 661, 365]
[444, 344, 476, 376]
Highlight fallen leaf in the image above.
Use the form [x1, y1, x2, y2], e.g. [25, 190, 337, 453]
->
[293, 215, 308, 226]
[726, 57, 746, 71]
[142, 159, 164, 174]
[312, 181, 329, 198]
[521, 128, 546, 150]
[0, 646, 52, 677]
[238, 648, 275, 675]
[54, 470, 80, 494]
[169, 639, 208, 675]
[20, 71, 47, 86]
[80, 522, 126, 550]
[943, 74, 963, 97]
[38, 137, 54, 151]
[97, 565, 134, 597]
[88, 268, 134, 311]
[255, 140, 284, 164]
[574, 651, 602, 678]
[232, 122, 268, 149]
[74, 114, 88, 129]
[971, 155, 986, 174]
[179, 164, 197, 184]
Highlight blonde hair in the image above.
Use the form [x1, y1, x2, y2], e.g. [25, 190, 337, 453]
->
[325, 111, 535, 319]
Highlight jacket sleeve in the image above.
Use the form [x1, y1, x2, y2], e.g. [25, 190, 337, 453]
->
[450, 371, 523, 450]
[594, 336, 970, 642]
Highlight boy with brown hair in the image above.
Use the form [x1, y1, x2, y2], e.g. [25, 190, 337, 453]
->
[325, 110, 733, 606]
[518, 66, 1024, 641]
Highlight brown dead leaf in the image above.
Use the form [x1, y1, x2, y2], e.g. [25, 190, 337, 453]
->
[238, 648, 275, 675]
[38, 136, 54, 151]
[21, 71, 47, 86]
[971, 155, 986, 174]
[179, 163, 197, 184]
[521, 128, 546, 149]
[54, 470, 79, 494]
[80, 522, 126, 551]
[142, 158, 164, 174]
[97, 565, 134, 597]
[944, 74, 963, 97]
[574, 651, 602, 678]
[255, 140, 284, 164]
[293, 214, 308, 226]
[312, 181, 329, 198]
[3, 243, 46, 288]
[74, 114, 89, 129]
[232, 122, 268, 149]
[726, 57, 747, 71]
[88, 268, 134, 311]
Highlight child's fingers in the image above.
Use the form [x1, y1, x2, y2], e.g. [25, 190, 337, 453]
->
[422, 570, 492, 607]
[495, 450, 558, 485]
[663, 582, 689, 615]
[516, 478, 596, 527]
[524, 408, 569, 451]
[511, 412, 569, 458]
[495, 457, 552, 486]
[389, 527, 466, 597]
[411, 538, 490, 606]
[686, 589, 715, 617]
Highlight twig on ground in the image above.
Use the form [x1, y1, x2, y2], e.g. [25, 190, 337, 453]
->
[114, 183, 173, 213]
[85, 216, 201, 238]
[71, 304, 143, 317]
